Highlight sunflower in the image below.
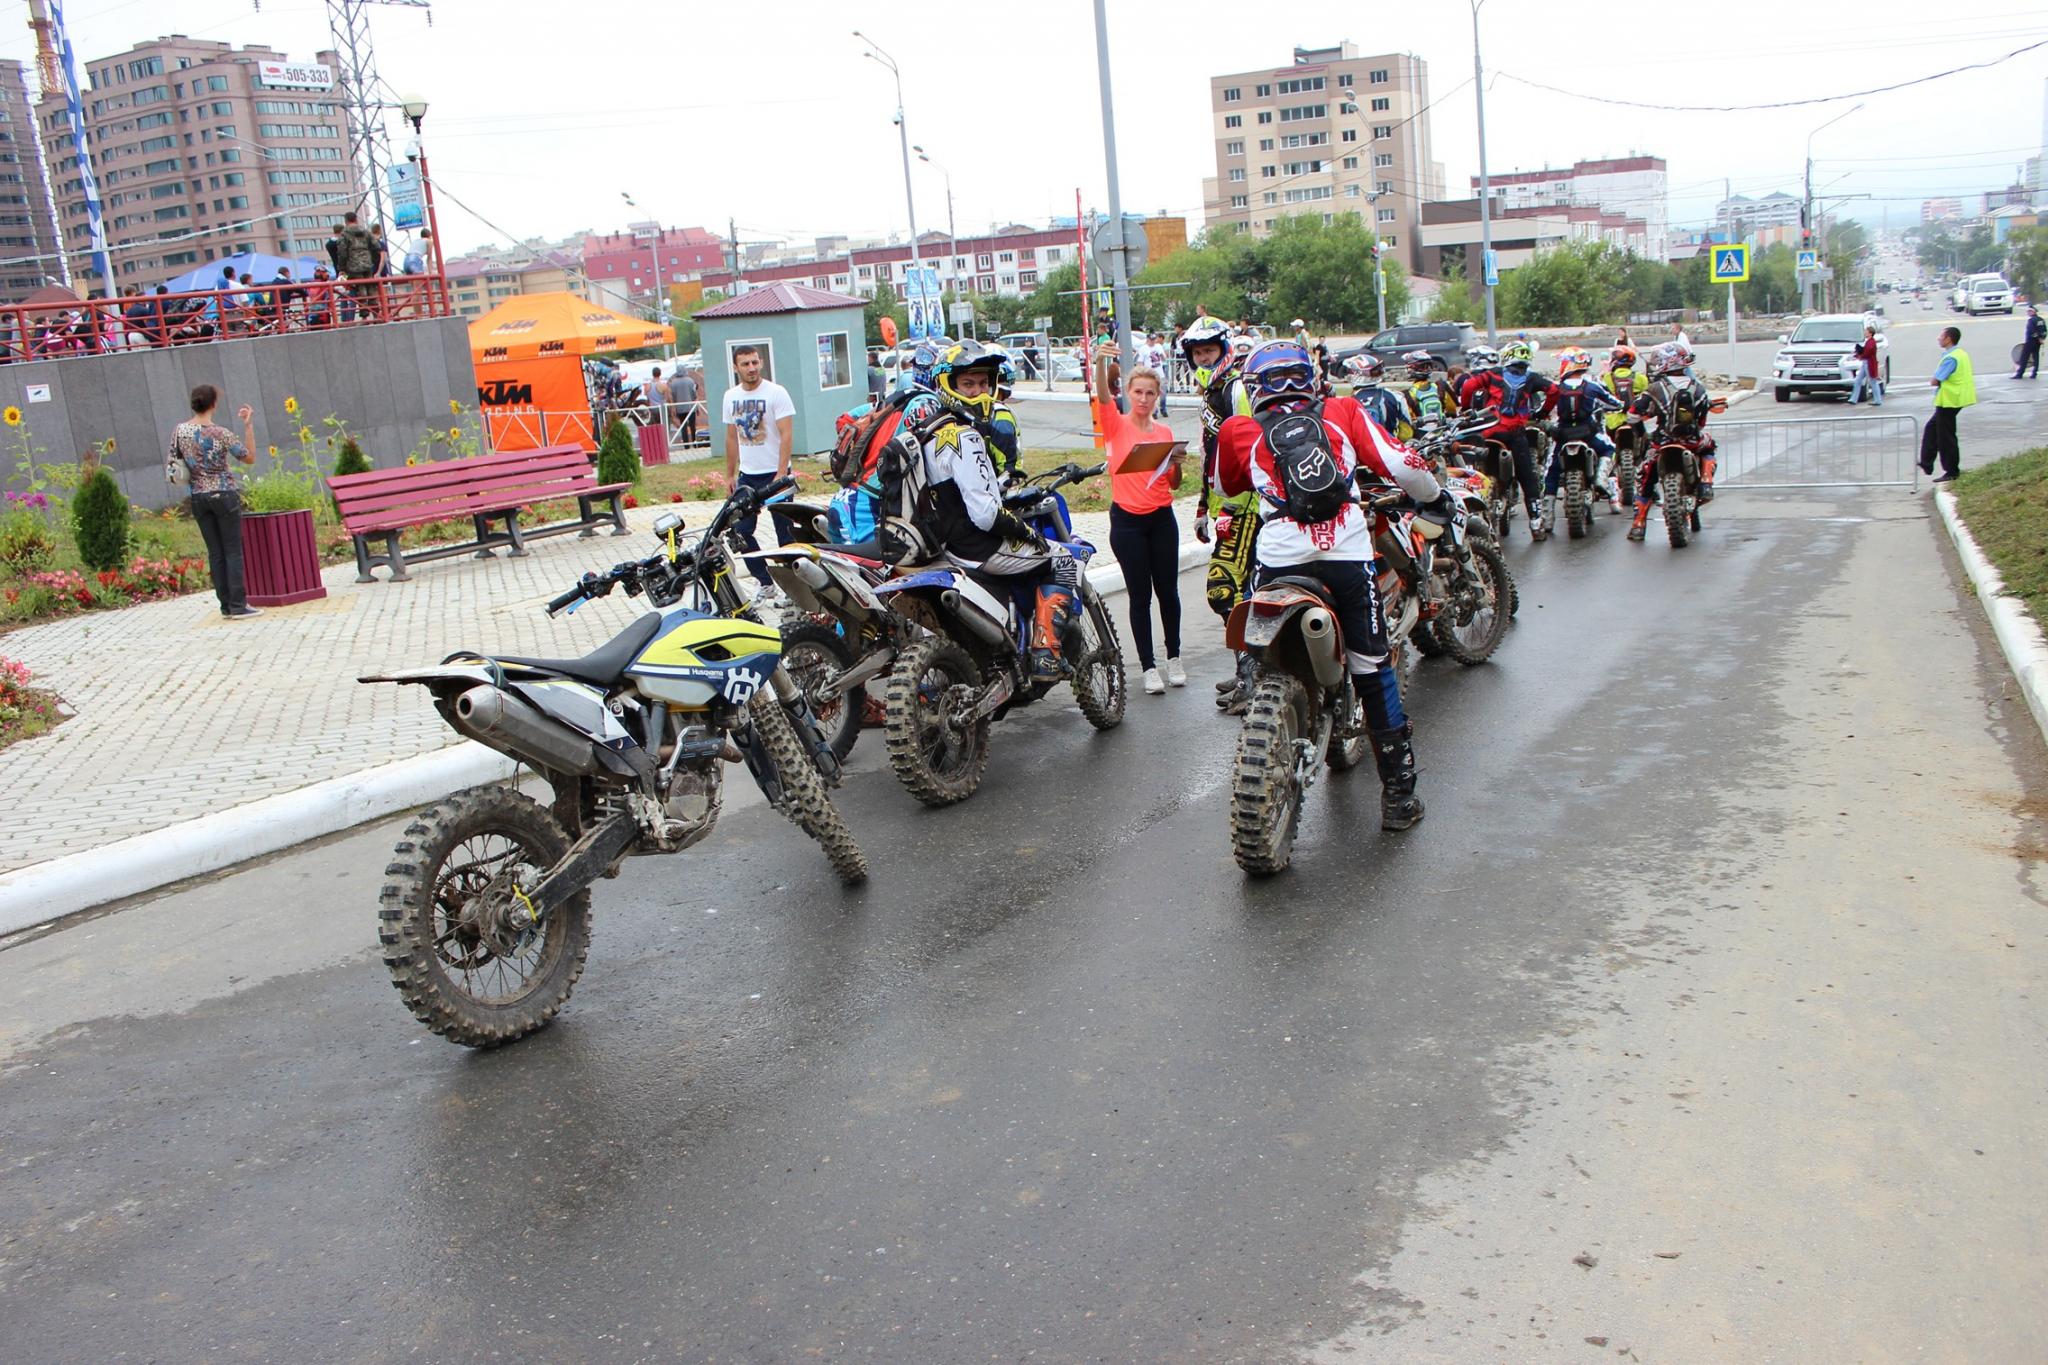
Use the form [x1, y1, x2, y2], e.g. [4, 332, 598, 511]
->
[449, 426, 462, 441]
[283, 396, 300, 416]
[297, 426, 313, 444]
[448, 398, 462, 415]
[405, 454, 420, 466]
[267, 445, 279, 458]
[3, 406, 20, 427]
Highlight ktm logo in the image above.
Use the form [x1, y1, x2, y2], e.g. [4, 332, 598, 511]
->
[490, 319, 538, 334]
[478, 379, 533, 406]
[538, 340, 565, 356]
[481, 346, 509, 360]
[593, 335, 617, 349]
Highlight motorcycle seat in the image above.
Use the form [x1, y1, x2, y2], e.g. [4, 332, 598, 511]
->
[1263, 574, 1336, 606]
[494, 612, 664, 687]
[815, 540, 884, 560]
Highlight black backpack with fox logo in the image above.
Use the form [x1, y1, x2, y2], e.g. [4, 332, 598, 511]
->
[1257, 403, 1348, 525]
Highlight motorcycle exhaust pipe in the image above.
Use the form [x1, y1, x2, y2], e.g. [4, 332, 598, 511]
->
[940, 588, 1009, 646]
[452, 684, 602, 776]
[1296, 607, 1348, 690]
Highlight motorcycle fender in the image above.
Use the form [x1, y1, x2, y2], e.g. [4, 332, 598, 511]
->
[357, 662, 498, 687]
[1657, 445, 1694, 478]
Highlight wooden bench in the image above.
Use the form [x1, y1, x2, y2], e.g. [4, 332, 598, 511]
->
[327, 444, 631, 583]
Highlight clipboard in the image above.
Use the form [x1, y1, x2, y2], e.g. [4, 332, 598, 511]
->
[1123, 439, 1187, 486]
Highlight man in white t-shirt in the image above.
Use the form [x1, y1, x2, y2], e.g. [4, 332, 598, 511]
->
[721, 344, 796, 583]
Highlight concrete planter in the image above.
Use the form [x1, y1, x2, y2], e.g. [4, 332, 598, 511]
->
[242, 508, 328, 606]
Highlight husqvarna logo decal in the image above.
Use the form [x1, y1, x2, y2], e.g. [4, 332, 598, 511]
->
[722, 666, 765, 704]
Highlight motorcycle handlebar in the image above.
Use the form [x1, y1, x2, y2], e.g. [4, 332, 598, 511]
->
[544, 584, 585, 616]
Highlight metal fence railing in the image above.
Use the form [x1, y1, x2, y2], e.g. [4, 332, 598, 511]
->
[1710, 414, 1921, 491]
[482, 401, 712, 457]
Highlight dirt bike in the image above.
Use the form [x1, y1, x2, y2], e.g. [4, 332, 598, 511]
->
[1367, 484, 1512, 667]
[361, 480, 866, 1049]
[1604, 421, 1638, 509]
[1548, 424, 1602, 540]
[873, 461, 1125, 806]
[1636, 399, 1726, 549]
[1409, 409, 1520, 622]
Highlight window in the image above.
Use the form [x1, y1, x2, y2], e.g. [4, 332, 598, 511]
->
[1282, 160, 1324, 175]
[1341, 129, 1358, 143]
[1279, 132, 1328, 149]
[139, 135, 175, 152]
[1278, 104, 1326, 123]
[1370, 69, 1390, 84]
[1377, 207, 1397, 222]
[977, 274, 995, 293]
[1230, 195, 1248, 209]
[152, 205, 187, 220]
[207, 76, 229, 92]
[1256, 111, 1272, 125]
[1262, 192, 1278, 206]
[1284, 186, 1333, 203]
[223, 172, 244, 186]
[1342, 156, 1359, 170]
[130, 57, 164, 78]
[1234, 221, 1250, 233]
[144, 157, 178, 175]
[1255, 83, 1271, 97]
[1224, 114, 1241, 129]
[1044, 247, 1062, 261]
[1382, 235, 1397, 247]
[1373, 124, 1393, 139]
[1370, 97, 1389, 112]
[148, 183, 181, 199]
[1345, 186, 1361, 199]
[1224, 139, 1243, 156]
[1019, 269, 1037, 287]
[226, 195, 247, 209]
[1222, 87, 1241, 102]
[135, 112, 171, 129]
[1377, 181, 1393, 195]
[1337, 72, 1351, 87]
[1228, 167, 1245, 182]
[212, 102, 233, 118]
[1374, 153, 1393, 168]
[976, 252, 993, 270]
[1258, 138, 1274, 151]
[817, 331, 852, 390]
[1276, 76, 1323, 94]
[1260, 165, 1276, 179]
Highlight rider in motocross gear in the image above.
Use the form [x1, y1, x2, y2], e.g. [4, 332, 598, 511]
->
[1184, 316, 1262, 709]
[1401, 349, 1460, 440]
[1343, 351, 1413, 440]
[1541, 346, 1624, 525]
[1602, 344, 1650, 502]
[1625, 342, 1720, 542]
[1459, 340, 1557, 539]
[926, 340, 1080, 678]
[1215, 339, 1455, 830]
[984, 345, 1023, 476]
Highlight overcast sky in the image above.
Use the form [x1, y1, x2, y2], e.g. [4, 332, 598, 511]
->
[11, 1, 2045, 256]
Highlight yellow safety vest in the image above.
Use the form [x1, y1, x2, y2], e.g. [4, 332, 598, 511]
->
[1935, 348, 1976, 409]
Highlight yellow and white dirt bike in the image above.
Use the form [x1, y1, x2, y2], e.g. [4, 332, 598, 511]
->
[361, 477, 865, 1049]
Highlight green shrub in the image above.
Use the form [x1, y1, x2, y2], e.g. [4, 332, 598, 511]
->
[330, 435, 371, 481]
[0, 507, 55, 573]
[69, 466, 131, 571]
[0, 582, 57, 621]
[596, 419, 642, 487]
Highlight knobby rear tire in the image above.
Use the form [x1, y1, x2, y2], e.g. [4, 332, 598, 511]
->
[1232, 672, 1310, 876]
[1564, 469, 1589, 540]
[1433, 535, 1511, 665]
[378, 785, 590, 1049]
[1071, 584, 1127, 731]
[1661, 472, 1691, 548]
[883, 635, 990, 807]
[750, 690, 868, 884]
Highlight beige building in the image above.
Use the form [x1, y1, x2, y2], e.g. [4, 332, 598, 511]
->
[0, 60, 61, 304]
[37, 36, 363, 289]
[1203, 41, 1442, 271]
[446, 256, 578, 320]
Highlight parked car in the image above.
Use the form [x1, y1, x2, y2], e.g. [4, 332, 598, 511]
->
[1964, 275, 2015, 315]
[1771, 313, 1889, 402]
[1333, 321, 1478, 375]
[1951, 273, 2002, 311]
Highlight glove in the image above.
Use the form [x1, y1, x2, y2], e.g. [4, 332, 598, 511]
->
[1195, 513, 1211, 544]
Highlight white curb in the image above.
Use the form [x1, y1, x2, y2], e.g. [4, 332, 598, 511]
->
[1936, 488, 2048, 749]
[0, 541, 1216, 936]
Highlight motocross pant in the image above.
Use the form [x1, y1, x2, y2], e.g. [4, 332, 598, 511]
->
[1487, 427, 1542, 517]
[1254, 559, 1407, 734]
[953, 538, 1080, 674]
[1634, 435, 1717, 504]
[1544, 426, 1615, 496]
[1204, 501, 1262, 617]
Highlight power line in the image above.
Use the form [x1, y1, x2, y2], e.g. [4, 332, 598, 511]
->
[1496, 36, 2048, 112]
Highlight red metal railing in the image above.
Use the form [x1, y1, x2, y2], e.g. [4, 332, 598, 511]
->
[0, 273, 452, 361]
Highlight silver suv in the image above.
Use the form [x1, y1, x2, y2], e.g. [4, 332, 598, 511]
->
[1771, 314, 1889, 402]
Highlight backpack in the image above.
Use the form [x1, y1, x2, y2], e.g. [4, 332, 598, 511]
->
[830, 402, 903, 488]
[1553, 378, 1601, 428]
[1257, 403, 1349, 525]
[1411, 378, 1445, 425]
[871, 410, 953, 564]
[340, 226, 374, 277]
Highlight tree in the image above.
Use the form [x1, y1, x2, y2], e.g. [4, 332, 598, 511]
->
[70, 464, 129, 572]
[1260, 213, 1410, 332]
[1133, 230, 1260, 327]
[1737, 242, 1798, 314]
[1019, 261, 1083, 338]
[595, 418, 641, 486]
[1493, 241, 1622, 326]
[864, 280, 908, 347]
[1428, 269, 1478, 325]
[2006, 226, 2048, 302]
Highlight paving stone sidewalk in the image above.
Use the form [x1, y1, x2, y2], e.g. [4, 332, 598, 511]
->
[0, 493, 1198, 874]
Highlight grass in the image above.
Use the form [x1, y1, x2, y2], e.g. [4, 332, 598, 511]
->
[1953, 446, 2048, 628]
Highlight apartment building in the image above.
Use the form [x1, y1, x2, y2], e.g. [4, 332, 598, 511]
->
[0, 60, 60, 303]
[1475, 156, 1669, 261]
[582, 225, 729, 300]
[701, 223, 1084, 299]
[445, 255, 579, 320]
[1715, 191, 1802, 235]
[36, 36, 362, 287]
[1202, 42, 1441, 271]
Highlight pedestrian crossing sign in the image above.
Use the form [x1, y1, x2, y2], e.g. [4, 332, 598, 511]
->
[1711, 245, 1750, 283]
[1796, 249, 1819, 272]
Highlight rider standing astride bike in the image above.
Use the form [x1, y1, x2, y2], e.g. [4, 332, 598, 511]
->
[1459, 339, 1556, 540]
[922, 340, 1080, 680]
[1342, 352, 1414, 441]
[1401, 350, 1461, 448]
[1543, 346, 1623, 525]
[1602, 343, 1649, 502]
[1215, 339, 1453, 831]
[1625, 341, 1720, 542]
[1185, 316, 1262, 712]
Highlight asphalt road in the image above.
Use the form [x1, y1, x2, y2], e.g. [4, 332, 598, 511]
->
[4, 380, 2046, 1361]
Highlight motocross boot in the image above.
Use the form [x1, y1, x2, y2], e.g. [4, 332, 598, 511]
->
[1528, 500, 1549, 542]
[1370, 723, 1425, 831]
[1541, 493, 1559, 537]
[1216, 651, 1255, 714]
[1030, 585, 1077, 681]
[1697, 454, 1718, 504]
[1627, 500, 1650, 542]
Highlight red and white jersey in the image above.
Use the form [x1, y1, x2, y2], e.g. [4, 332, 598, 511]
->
[1216, 395, 1442, 566]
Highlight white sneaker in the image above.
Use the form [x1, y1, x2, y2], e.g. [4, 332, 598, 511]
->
[1163, 657, 1187, 687]
[1143, 667, 1166, 695]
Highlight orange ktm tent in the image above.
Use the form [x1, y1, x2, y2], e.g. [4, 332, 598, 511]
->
[468, 292, 675, 453]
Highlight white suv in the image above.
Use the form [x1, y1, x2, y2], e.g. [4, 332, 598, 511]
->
[1772, 314, 1889, 402]
[1964, 276, 2015, 315]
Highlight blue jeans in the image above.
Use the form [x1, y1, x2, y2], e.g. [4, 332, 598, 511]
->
[734, 470, 788, 583]
[1850, 371, 1883, 405]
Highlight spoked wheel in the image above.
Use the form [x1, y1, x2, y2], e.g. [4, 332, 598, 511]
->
[749, 691, 868, 883]
[1231, 671, 1312, 876]
[777, 621, 863, 762]
[1070, 583, 1127, 730]
[1564, 468, 1590, 539]
[883, 635, 990, 806]
[1433, 536, 1511, 664]
[1661, 472, 1691, 548]
[1326, 688, 1368, 770]
[378, 786, 591, 1048]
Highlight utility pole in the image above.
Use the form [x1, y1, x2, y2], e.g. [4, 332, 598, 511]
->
[854, 33, 925, 338]
[1471, 0, 1497, 342]
[727, 216, 742, 292]
[1090, 0, 1135, 381]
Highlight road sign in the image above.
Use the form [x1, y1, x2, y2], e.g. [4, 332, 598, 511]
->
[1711, 245, 1750, 283]
[1089, 215, 1149, 280]
[1796, 249, 1819, 272]
[1482, 249, 1499, 288]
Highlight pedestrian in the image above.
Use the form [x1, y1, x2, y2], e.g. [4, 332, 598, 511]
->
[165, 383, 262, 619]
[1671, 321, 1693, 377]
[1615, 326, 1632, 348]
[722, 344, 795, 582]
[1292, 318, 1310, 348]
[1848, 324, 1883, 406]
[1921, 325, 1974, 484]
[402, 233, 427, 276]
[1094, 342, 1186, 694]
[2015, 305, 2043, 379]
[335, 212, 378, 317]
[644, 365, 669, 415]
[1145, 332, 1172, 415]
[867, 349, 887, 404]
[670, 365, 700, 445]
[368, 223, 389, 277]
[325, 223, 346, 277]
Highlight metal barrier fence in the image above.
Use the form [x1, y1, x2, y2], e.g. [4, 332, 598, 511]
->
[482, 402, 710, 456]
[1709, 414, 1921, 490]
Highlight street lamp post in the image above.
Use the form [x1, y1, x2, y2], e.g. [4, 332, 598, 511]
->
[1340, 88, 1393, 333]
[1803, 103, 1863, 312]
[1471, 0, 1497, 343]
[1089, 0, 1136, 375]
[855, 32, 926, 339]
[913, 146, 957, 299]
[621, 191, 672, 359]
[399, 96, 447, 315]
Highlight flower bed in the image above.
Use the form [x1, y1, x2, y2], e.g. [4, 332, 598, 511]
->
[0, 655, 61, 751]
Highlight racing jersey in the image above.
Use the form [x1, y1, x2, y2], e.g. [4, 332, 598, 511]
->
[1197, 368, 1255, 516]
[922, 418, 1009, 565]
[1459, 370, 1555, 432]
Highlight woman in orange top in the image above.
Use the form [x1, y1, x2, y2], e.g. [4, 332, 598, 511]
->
[1095, 344, 1186, 695]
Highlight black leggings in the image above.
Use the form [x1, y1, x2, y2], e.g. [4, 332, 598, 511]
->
[1109, 504, 1181, 669]
[190, 489, 247, 614]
